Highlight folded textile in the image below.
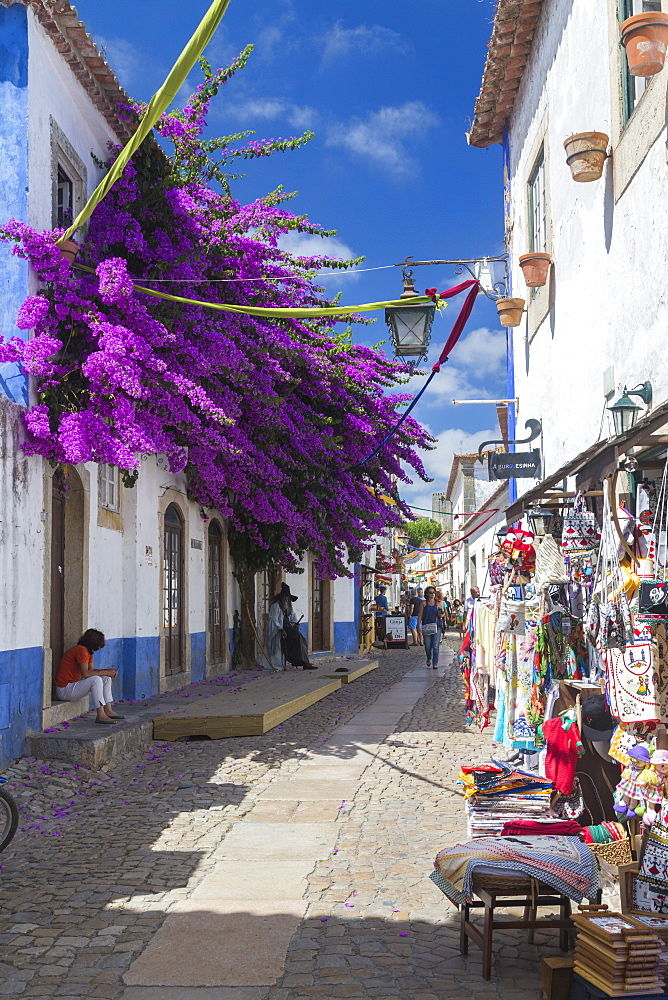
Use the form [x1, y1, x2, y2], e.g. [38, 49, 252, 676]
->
[501, 819, 584, 837]
[431, 835, 599, 906]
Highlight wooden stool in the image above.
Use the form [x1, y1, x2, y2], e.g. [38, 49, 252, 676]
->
[459, 874, 599, 980]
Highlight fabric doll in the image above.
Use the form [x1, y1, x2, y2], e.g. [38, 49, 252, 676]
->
[643, 749, 668, 828]
[614, 744, 651, 821]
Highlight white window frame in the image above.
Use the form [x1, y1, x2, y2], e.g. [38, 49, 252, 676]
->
[528, 151, 547, 254]
[98, 464, 120, 512]
[56, 165, 74, 228]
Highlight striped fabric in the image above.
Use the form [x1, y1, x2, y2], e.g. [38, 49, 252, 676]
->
[430, 835, 600, 906]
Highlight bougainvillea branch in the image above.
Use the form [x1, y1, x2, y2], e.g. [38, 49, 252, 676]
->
[1, 53, 434, 580]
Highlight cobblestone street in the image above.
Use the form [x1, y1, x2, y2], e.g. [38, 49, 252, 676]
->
[1, 642, 560, 999]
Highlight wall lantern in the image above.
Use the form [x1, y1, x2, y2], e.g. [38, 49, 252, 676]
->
[527, 506, 554, 537]
[385, 267, 436, 364]
[609, 381, 653, 437]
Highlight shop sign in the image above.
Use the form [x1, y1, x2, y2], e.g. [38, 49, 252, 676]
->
[385, 616, 406, 642]
[488, 449, 542, 480]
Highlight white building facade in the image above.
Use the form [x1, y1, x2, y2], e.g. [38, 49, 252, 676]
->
[468, 0, 668, 521]
[0, 1, 363, 768]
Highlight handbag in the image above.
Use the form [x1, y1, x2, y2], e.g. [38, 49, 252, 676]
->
[561, 493, 601, 556]
[605, 641, 667, 723]
[496, 587, 526, 635]
[421, 622, 438, 635]
[534, 534, 568, 587]
[552, 778, 585, 821]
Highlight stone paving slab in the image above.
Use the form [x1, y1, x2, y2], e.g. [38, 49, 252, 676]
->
[1, 643, 611, 998]
[121, 989, 266, 1000]
[190, 860, 315, 901]
[212, 822, 340, 860]
[123, 900, 307, 987]
[259, 779, 360, 801]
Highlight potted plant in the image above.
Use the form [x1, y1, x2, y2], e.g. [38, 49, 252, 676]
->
[496, 298, 525, 328]
[563, 132, 609, 182]
[621, 11, 668, 77]
[519, 253, 552, 288]
[57, 239, 79, 264]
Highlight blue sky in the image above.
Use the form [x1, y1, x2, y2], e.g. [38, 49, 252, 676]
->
[75, 0, 506, 514]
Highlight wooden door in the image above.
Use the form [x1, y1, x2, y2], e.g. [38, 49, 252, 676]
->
[50, 481, 65, 684]
[163, 504, 184, 675]
[311, 571, 331, 652]
[207, 521, 224, 663]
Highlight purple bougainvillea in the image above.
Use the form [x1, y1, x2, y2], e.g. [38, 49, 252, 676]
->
[0, 51, 432, 579]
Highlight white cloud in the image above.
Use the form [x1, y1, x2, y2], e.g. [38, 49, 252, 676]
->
[402, 425, 499, 503]
[326, 102, 438, 177]
[96, 36, 141, 89]
[227, 97, 318, 130]
[456, 325, 507, 378]
[278, 233, 361, 283]
[321, 22, 408, 64]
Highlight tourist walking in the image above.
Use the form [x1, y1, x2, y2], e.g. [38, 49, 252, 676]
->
[418, 587, 445, 668]
[408, 588, 424, 646]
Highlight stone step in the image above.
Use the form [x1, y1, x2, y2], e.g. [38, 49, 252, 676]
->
[27, 659, 377, 769]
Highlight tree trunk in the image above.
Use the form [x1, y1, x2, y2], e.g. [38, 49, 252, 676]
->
[235, 569, 259, 671]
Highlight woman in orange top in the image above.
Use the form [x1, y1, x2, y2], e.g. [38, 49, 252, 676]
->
[54, 629, 124, 725]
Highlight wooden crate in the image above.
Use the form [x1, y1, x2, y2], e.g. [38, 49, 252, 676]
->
[540, 956, 575, 1000]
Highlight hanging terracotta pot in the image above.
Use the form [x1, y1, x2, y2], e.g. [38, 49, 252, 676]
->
[496, 297, 525, 328]
[519, 252, 552, 288]
[621, 12, 668, 77]
[563, 132, 609, 182]
[58, 239, 79, 264]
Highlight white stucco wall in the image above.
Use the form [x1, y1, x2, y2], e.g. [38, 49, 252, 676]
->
[0, 398, 45, 651]
[506, 0, 668, 496]
[27, 11, 118, 233]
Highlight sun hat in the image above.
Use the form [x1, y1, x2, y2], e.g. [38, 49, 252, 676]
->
[628, 744, 651, 765]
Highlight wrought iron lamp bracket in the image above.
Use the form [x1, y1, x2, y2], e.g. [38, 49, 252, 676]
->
[477, 418, 542, 461]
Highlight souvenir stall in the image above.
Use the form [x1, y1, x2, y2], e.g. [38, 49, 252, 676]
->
[431, 463, 668, 988]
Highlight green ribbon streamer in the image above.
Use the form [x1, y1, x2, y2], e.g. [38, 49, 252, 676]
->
[72, 262, 440, 317]
[57, 0, 232, 246]
[131, 282, 440, 318]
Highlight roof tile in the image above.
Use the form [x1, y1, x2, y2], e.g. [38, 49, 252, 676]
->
[467, 0, 545, 148]
[4, 0, 134, 142]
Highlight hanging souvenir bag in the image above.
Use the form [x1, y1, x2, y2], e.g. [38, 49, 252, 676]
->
[535, 533, 569, 587]
[496, 581, 526, 636]
[552, 777, 586, 821]
[488, 557, 506, 586]
[561, 493, 601, 556]
[585, 597, 600, 644]
[606, 641, 665, 723]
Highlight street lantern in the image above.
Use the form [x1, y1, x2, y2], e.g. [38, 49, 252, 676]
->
[385, 269, 436, 363]
[609, 381, 652, 436]
[527, 506, 554, 537]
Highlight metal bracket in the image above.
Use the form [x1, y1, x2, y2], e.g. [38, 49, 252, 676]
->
[477, 419, 542, 461]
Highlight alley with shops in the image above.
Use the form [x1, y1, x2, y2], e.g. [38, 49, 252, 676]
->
[0, 645, 557, 999]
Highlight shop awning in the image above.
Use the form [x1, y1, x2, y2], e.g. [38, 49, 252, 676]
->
[505, 398, 668, 522]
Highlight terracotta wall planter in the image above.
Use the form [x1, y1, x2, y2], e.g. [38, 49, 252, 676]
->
[519, 252, 551, 288]
[563, 132, 609, 182]
[496, 297, 525, 328]
[58, 239, 79, 264]
[621, 11, 668, 77]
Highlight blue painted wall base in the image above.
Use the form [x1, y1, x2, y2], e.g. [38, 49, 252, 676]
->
[334, 621, 358, 655]
[0, 647, 44, 767]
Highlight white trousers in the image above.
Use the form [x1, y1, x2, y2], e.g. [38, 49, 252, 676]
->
[56, 675, 113, 708]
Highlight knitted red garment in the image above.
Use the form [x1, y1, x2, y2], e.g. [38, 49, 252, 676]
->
[543, 717, 583, 795]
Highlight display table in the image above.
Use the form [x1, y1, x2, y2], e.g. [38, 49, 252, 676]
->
[460, 873, 576, 980]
